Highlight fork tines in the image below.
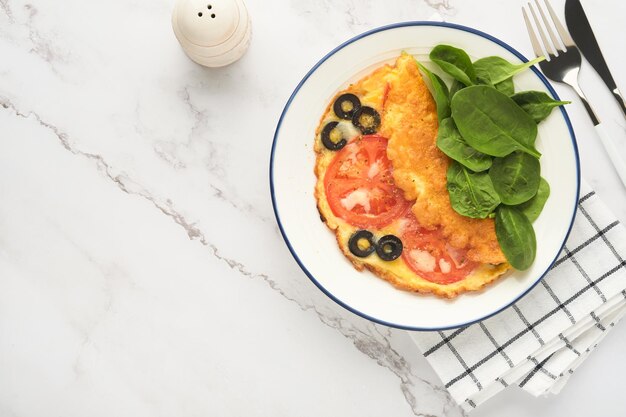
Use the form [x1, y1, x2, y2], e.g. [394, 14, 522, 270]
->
[523, 0, 574, 59]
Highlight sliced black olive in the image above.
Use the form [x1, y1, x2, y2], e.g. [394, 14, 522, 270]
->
[333, 93, 361, 120]
[375, 235, 403, 261]
[321, 121, 347, 151]
[352, 106, 380, 134]
[348, 230, 376, 258]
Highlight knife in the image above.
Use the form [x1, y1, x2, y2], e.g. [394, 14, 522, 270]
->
[565, 0, 626, 117]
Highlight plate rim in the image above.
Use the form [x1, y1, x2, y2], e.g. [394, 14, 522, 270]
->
[269, 21, 581, 331]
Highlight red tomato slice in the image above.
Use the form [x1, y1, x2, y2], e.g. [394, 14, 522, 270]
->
[324, 135, 411, 228]
[400, 212, 477, 284]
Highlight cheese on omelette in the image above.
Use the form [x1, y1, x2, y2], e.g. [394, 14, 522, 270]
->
[314, 53, 510, 298]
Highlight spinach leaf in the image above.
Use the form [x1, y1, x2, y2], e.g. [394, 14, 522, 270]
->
[473, 65, 515, 96]
[517, 177, 550, 222]
[447, 161, 501, 218]
[473, 56, 544, 85]
[449, 79, 465, 100]
[430, 44, 476, 86]
[416, 60, 451, 121]
[495, 205, 536, 270]
[473, 55, 542, 97]
[495, 77, 515, 96]
[451, 85, 540, 158]
[437, 118, 492, 172]
[490, 151, 541, 205]
[475, 70, 492, 86]
[511, 91, 570, 123]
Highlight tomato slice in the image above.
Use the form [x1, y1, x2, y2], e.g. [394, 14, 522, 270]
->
[400, 212, 477, 284]
[324, 135, 411, 228]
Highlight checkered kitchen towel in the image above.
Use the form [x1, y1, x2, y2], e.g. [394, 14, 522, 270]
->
[411, 181, 626, 412]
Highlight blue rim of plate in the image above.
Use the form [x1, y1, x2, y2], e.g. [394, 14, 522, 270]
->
[269, 21, 581, 331]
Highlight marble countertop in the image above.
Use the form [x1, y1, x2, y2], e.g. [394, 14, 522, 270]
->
[1, 0, 625, 416]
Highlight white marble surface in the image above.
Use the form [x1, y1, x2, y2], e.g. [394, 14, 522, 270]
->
[1, 0, 625, 416]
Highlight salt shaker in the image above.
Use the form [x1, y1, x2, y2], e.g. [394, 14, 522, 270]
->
[172, 0, 251, 67]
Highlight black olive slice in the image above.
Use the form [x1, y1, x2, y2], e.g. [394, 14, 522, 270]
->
[333, 93, 361, 120]
[320, 121, 348, 151]
[348, 230, 376, 258]
[375, 235, 403, 261]
[352, 106, 381, 134]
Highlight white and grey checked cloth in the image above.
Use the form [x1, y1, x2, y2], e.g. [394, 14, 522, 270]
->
[411, 181, 626, 412]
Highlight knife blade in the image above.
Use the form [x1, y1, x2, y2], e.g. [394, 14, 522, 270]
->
[565, 0, 626, 117]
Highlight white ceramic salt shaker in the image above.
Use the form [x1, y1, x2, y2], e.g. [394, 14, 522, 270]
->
[172, 0, 251, 67]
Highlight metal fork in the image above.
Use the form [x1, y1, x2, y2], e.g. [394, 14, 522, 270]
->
[523, 0, 626, 187]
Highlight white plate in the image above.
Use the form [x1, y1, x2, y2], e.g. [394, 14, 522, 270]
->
[270, 22, 580, 331]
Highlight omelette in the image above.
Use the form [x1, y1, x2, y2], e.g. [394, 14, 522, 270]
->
[314, 53, 511, 298]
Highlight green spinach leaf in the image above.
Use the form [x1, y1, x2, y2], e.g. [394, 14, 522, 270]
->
[516, 177, 550, 222]
[511, 91, 570, 123]
[473, 64, 515, 96]
[449, 79, 465, 100]
[416, 59, 451, 121]
[495, 205, 536, 270]
[437, 118, 492, 172]
[473, 56, 544, 85]
[447, 161, 501, 218]
[430, 44, 476, 86]
[489, 151, 541, 205]
[495, 77, 515, 96]
[451, 85, 540, 158]
[475, 70, 492, 86]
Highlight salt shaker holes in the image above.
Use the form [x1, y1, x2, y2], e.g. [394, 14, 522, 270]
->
[198, 5, 215, 18]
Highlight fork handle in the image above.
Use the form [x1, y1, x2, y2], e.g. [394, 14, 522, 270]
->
[595, 123, 626, 187]
[579, 95, 599, 125]
[568, 78, 600, 125]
